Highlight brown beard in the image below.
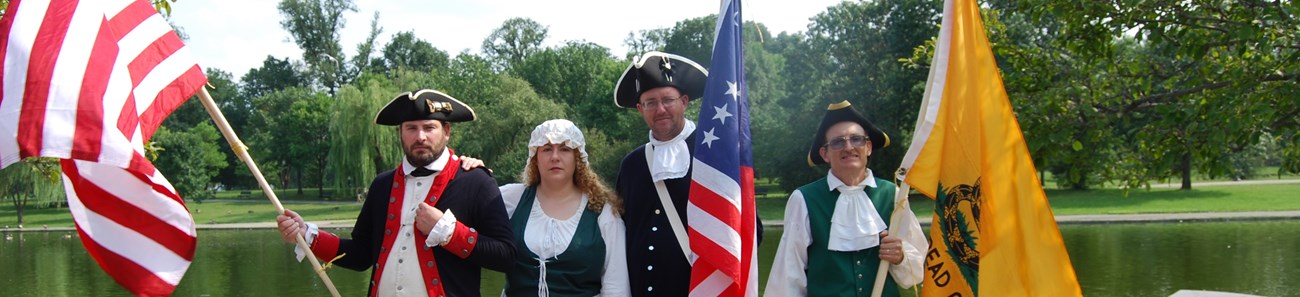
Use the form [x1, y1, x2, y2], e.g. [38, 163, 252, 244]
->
[404, 145, 441, 168]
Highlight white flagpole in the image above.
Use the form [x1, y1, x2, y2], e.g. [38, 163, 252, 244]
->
[197, 88, 342, 297]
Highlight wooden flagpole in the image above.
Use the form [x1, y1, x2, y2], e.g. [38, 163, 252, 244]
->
[871, 183, 912, 297]
[196, 88, 342, 297]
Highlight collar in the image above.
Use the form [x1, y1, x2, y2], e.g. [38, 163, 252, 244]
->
[402, 149, 451, 176]
[825, 169, 878, 191]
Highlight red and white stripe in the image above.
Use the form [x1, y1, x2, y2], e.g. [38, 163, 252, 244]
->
[62, 158, 195, 295]
[687, 163, 759, 297]
[1, 0, 206, 295]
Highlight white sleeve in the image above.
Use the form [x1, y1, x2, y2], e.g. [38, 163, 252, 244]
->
[888, 197, 928, 288]
[763, 190, 810, 297]
[499, 183, 526, 219]
[598, 203, 630, 297]
[424, 210, 458, 247]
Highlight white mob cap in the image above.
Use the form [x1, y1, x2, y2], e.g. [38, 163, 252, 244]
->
[527, 119, 588, 164]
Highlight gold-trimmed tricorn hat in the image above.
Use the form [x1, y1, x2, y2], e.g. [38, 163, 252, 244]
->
[374, 89, 477, 125]
[807, 100, 890, 166]
[612, 51, 708, 108]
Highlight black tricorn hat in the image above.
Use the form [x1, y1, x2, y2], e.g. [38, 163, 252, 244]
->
[613, 51, 708, 108]
[808, 100, 891, 166]
[374, 89, 477, 125]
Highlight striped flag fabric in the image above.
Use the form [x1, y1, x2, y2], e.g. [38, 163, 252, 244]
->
[686, 0, 758, 296]
[896, 0, 1082, 295]
[1, 0, 207, 295]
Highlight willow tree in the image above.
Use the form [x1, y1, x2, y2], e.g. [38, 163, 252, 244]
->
[329, 73, 402, 198]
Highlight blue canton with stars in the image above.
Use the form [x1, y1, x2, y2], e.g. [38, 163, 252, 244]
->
[695, 0, 753, 178]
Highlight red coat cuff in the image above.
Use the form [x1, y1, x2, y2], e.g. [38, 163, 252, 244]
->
[310, 230, 340, 261]
[441, 222, 478, 259]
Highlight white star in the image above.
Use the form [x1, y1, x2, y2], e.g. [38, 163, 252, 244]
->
[726, 81, 740, 102]
[712, 103, 733, 125]
[701, 128, 720, 148]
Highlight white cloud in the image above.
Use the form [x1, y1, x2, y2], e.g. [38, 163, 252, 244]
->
[169, 0, 845, 78]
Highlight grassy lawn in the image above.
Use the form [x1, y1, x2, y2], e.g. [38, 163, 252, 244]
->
[0, 200, 361, 229]
[4, 177, 1296, 228]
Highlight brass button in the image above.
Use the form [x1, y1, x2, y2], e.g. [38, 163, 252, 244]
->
[431, 278, 440, 286]
[427, 261, 435, 267]
[388, 214, 395, 220]
[389, 197, 396, 203]
[467, 236, 476, 244]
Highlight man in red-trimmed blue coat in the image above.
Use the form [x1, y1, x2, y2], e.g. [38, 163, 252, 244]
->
[277, 89, 515, 297]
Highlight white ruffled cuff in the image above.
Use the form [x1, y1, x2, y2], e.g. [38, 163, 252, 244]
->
[425, 210, 458, 247]
[293, 222, 319, 262]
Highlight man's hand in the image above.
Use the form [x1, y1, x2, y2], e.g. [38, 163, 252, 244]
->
[879, 230, 904, 265]
[415, 202, 444, 236]
[277, 209, 306, 244]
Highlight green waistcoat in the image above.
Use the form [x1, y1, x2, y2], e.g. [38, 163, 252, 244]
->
[504, 186, 604, 297]
[799, 177, 899, 297]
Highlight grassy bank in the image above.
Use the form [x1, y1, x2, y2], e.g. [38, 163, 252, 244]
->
[3, 180, 1296, 228]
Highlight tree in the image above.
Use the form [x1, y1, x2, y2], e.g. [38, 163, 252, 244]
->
[623, 28, 670, 59]
[329, 73, 401, 197]
[482, 17, 548, 71]
[241, 56, 308, 100]
[662, 16, 717, 65]
[0, 158, 62, 226]
[986, 0, 1300, 189]
[246, 87, 331, 194]
[277, 0, 357, 95]
[379, 31, 450, 74]
[153, 123, 228, 201]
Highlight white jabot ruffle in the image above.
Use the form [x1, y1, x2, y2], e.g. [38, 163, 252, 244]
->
[826, 170, 888, 252]
[647, 120, 695, 182]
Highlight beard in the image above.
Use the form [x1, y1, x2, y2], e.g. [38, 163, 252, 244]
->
[404, 143, 442, 168]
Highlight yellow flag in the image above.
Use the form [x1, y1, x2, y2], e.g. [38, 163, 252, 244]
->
[896, 0, 1082, 295]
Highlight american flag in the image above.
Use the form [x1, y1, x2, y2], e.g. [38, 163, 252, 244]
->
[687, 0, 758, 296]
[1, 0, 206, 295]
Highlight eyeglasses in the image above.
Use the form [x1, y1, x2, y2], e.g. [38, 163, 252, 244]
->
[638, 96, 682, 110]
[824, 135, 869, 150]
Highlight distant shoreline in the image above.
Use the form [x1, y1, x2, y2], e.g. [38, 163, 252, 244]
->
[5, 210, 1299, 233]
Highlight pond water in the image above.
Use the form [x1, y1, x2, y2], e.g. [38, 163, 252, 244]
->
[1, 220, 1296, 296]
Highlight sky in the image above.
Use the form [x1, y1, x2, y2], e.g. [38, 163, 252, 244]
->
[168, 0, 848, 78]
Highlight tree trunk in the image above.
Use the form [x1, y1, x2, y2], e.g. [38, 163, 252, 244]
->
[372, 145, 388, 175]
[1180, 153, 1193, 190]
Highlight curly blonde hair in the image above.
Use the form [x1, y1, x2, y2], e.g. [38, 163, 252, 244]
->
[522, 150, 622, 215]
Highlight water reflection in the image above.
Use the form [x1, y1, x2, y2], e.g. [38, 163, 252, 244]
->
[1, 220, 1296, 296]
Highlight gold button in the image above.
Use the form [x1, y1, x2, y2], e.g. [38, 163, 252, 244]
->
[467, 236, 476, 244]
[431, 278, 440, 286]
[427, 261, 435, 267]
[389, 197, 396, 203]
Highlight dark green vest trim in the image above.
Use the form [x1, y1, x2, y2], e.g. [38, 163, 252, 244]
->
[798, 177, 900, 297]
[504, 186, 605, 297]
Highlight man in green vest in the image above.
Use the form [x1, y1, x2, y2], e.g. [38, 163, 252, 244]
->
[765, 101, 926, 297]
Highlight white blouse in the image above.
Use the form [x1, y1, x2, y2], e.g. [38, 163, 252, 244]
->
[499, 183, 630, 297]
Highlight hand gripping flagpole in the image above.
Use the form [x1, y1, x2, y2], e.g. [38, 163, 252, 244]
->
[197, 88, 342, 297]
[871, 183, 912, 297]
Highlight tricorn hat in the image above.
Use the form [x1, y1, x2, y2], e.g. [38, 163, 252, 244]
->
[374, 89, 477, 125]
[807, 100, 890, 166]
[613, 51, 708, 108]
